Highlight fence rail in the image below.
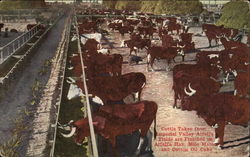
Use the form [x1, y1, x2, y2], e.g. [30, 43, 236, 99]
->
[0, 24, 40, 65]
[74, 8, 99, 157]
[49, 11, 72, 157]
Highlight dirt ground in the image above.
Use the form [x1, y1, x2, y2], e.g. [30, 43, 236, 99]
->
[100, 24, 249, 157]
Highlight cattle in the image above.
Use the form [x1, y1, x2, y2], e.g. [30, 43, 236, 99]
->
[108, 22, 122, 31]
[71, 53, 123, 78]
[167, 22, 182, 35]
[181, 93, 249, 148]
[60, 100, 157, 154]
[130, 33, 142, 41]
[161, 34, 175, 48]
[247, 34, 250, 45]
[78, 21, 98, 33]
[219, 48, 249, 83]
[10, 29, 18, 33]
[202, 24, 223, 47]
[158, 26, 169, 39]
[172, 71, 221, 108]
[221, 27, 239, 39]
[82, 38, 100, 53]
[147, 46, 181, 71]
[144, 26, 156, 39]
[196, 50, 220, 65]
[178, 41, 195, 61]
[137, 26, 156, 39]
[0, 23, 4, 35]
[220, 37, 248, 50]
[27, 24, 45, 31]
[76, 72, 146, 104]
[123, 18, 140, 26]
[204, 31, 220, 47]
[201, 24, 219, 34]
[180, 33, 192, 43]
[172, 63, 221, 107]
[121, 38, 151, 56]
[178, 33, 195, 61]
[118, 25, 134, 36]
[155, 17, 164, 26]
[234, 71, 250, 97]
[87, 53, 123, 77]
[174, 63, 220, 80]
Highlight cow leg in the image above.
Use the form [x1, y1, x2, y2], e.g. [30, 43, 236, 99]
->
[150, 57, 156, 72]
[166, 59, 171, 71]
[111, 147, 120, 157]
[208, 39, 211, 47]
[173, 95, 177, 108]
[214, 121, 226, 149]
[131, 137, 145, 157]
[145, 130, 153, 152]
[134, 47, 138, 56]
[146, 54, 151, 72]
[137, 90, 142, 101]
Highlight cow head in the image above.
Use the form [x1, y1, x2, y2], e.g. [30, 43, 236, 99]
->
[60, 118, 98, 145]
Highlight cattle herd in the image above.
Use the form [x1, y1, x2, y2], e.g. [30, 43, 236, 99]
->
[59, 7, 250, 155]
[0, 23, 44, 38]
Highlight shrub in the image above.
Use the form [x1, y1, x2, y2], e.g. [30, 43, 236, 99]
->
[216, 1, 250, 31]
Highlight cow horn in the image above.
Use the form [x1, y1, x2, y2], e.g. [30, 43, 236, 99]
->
[184, 87, 193, 96]
[61, 127, 76, 138]
[188, 83, 196, 94]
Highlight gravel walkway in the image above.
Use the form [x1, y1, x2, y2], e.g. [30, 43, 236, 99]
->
[0, 14, 68, 155]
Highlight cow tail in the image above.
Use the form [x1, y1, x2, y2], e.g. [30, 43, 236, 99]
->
[154, 115, 157, 139]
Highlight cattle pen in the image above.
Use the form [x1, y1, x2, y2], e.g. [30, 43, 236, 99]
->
[0, 2, 249, 157]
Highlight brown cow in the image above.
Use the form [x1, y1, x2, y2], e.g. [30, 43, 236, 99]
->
[147, 46, 182, 71]
[82, 39, 100, 54]
[167, 23, 182, 35]
[0, 23, 4, 35]
[220, 37, 248, 50]
[172, 71, 221, 108]
[121, 38, 151, 56]
[181, 93, 249, 148]
[10, 29, 18, 33]
[71, 53, 123, 78]
[76, 72, 146, 104]
[196, 50, 220, 65]
[118, 25, 134, 36]
[27, 24, 45, 31]
[202, 24, 222, 47]
[60, 100, 158, 153]
[219, 48, 249, 83]
[161, 34, 175, 48]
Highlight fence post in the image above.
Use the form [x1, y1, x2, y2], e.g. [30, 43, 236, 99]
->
[18, 39, 20, 48]
[7, 46, 10, 56]
[13, 42, 15, 52]
[23, 35, 25, 46]
[0, 47, 3, 64]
